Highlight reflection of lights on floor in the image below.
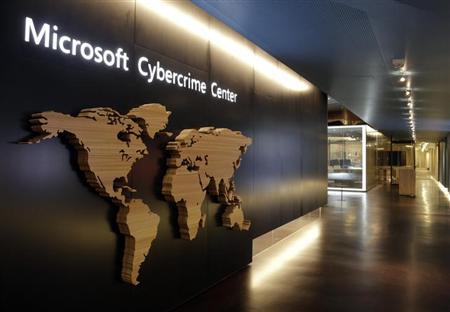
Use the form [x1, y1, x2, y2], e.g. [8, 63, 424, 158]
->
[251, 222, 321, 288]
[328, 191, 366, 197]
[431, 177, 450, 201]
[421, 185, 431, 223]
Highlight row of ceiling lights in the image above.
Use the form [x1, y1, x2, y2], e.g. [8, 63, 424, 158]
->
[397, 62, 416, 141]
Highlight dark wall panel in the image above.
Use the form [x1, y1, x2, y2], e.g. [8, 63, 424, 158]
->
[0, 1, 327, 311]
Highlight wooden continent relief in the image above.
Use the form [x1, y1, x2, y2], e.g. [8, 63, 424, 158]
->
[162, 127, 252, 240]
[23, 104, 171, 285]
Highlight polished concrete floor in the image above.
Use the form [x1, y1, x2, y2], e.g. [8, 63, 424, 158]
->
[175, 172, 450, 311]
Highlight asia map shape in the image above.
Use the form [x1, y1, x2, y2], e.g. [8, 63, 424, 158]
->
[162, 127, 252, 240]
[24, 104, 251, 285]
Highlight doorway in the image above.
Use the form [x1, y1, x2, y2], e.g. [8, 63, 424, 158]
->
[415, 142, 438, 180]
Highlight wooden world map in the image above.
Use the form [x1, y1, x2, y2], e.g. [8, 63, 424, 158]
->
[23, 103, 251, 285]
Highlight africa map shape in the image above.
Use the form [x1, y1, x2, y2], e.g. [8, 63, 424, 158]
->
[162, 128, 252, 240]
[23, 103, 251, 285]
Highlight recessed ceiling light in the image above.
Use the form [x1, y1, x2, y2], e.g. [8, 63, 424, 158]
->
[400, 76, 406, 82]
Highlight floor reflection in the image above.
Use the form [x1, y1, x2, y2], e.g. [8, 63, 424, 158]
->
[176, 175, 450, 312]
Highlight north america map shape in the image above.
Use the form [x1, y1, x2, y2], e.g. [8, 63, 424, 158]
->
[24, 103, 251, 285]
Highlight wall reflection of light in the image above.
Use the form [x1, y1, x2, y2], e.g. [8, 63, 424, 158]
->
[431, 176, 450, 201]
[138, 0, 311, 92]
[250, 222, 320, 288]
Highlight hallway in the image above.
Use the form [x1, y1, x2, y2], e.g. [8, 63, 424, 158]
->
[176, 178, 450, 311]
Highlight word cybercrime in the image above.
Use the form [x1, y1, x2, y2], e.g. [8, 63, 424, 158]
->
[138, 57, 238, 103]
[24, 17, 130, 71]
[23, 17, 238, 103]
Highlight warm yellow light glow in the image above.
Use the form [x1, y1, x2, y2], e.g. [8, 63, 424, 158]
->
[138, 0, 311, 92]
[421, 142, 429, 152]
[399, 76, 406, 82]
[431, 176, 450, 201]
[328, 190, 366, 196]
[251, 222, 320, 288]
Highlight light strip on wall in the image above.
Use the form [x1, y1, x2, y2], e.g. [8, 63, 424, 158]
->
[251, 222, 320, 288]
[138, 0, 311, 92]
[362, 125, 367, 191]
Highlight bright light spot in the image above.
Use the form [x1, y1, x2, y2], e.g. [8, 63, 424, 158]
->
[431, 176, 450, 201]
[421, 142, 429, 152]
[328, 190, 366, 196]
[138, 0, 311, 92]
[251, 222, 320, 288]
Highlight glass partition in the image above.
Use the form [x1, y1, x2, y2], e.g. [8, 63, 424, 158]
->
[328, 125, 389, 191]
[371, 129, 391, 185]
[328, 126, 365, 190]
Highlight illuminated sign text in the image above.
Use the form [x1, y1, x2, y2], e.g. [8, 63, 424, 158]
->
[24, 17, 237, 102]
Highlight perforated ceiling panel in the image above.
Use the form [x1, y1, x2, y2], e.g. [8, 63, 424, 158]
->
[194, 0, 450, 141]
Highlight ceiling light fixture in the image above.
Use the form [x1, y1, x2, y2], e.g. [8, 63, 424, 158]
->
[399, 76, 406, 82]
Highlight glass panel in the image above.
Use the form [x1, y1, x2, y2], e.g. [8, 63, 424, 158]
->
[328, 126, 363, 189]
[372, 130, 391, 184]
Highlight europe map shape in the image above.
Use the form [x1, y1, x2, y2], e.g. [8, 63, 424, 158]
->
[24, 103, 251, 285]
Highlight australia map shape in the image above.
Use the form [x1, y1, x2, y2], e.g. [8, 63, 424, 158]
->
[23, 103, 251, 285]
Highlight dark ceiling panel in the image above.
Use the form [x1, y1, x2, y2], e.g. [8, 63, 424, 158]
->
[193, 0, 450, 141]
[395, 0, 450, 13]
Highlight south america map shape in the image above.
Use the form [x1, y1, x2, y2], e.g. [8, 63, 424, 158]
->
[23, 104, 251, 285]
[24, 104, 170, 285]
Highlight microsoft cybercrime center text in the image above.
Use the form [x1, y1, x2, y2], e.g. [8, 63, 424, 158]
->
[24, 17, 238, 103]
[138, 58, 237, 103]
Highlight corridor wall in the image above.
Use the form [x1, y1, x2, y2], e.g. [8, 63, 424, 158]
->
[0, 1, 327, 311]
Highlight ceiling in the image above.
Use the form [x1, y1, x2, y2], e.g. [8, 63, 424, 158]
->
[327, 96, 344, 112]
[193, 0, 450, 141]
